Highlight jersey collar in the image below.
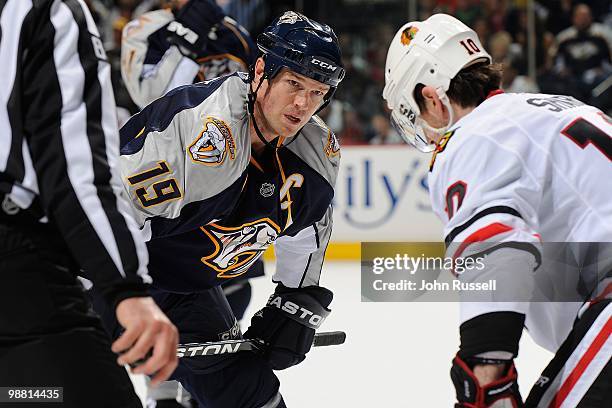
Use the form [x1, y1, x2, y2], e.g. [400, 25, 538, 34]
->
[486, 89, 504, 99]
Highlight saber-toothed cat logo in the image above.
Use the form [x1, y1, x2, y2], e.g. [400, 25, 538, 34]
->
[324, 130, 340, 158]
[200, 219, 281, 278]
[189, 117, 236, 166]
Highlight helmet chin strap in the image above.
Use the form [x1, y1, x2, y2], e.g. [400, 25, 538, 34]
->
[247, 74, 303, 151]
[420, 89, 455, 145]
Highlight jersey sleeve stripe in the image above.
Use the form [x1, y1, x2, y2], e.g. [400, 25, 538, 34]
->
[549, 308, 611, 408]
[589, 282, 612, 306]
[463, 242, 542, 271]
[63, 0, 150, 282]
[0, 0, 32, 177]
[42, 0, 151, 285]
[445, 205, 523, 246]
[452, 222, 514, 259]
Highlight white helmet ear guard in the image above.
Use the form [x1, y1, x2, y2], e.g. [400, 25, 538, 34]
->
[383, 14, 491, 151]
[389, 95, 436, 153]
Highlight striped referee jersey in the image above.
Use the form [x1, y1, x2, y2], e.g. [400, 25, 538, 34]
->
[0, 0, 151, 303]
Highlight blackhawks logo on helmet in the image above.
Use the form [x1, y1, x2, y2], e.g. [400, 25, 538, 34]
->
[400, 26, 419, 46]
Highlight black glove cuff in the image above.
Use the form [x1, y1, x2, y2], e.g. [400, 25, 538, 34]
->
[265, 284, 333, 329]
[459, 311, 525, 359]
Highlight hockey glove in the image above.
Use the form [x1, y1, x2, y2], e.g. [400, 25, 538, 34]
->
[244, 284, 333, 370]
[166, 0, 225, 59]
[451, 355, 524, 408]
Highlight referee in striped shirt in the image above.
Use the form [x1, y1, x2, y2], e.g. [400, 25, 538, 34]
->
[0, 1, 178, 406]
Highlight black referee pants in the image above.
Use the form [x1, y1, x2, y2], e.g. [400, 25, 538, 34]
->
[0, 224, 141, 407]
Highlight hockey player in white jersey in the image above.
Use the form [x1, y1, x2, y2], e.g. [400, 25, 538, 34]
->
[121, 0, 256, 109]
[383, 14, 611, 408]
[108, 11, 345, 408]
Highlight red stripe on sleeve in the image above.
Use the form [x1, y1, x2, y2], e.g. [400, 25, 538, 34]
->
[549, 317, 612, 408]
[453, 222, 514, 259]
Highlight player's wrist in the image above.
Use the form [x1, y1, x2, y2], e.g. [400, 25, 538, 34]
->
[472, 363, 507, 385]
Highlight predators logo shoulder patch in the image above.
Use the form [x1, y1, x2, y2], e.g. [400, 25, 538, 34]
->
[324, 130, 340, 158]
[189, 116, 236, 166]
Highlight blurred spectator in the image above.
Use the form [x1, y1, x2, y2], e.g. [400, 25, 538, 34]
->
[502, 57, 540, 93]
[488, 30, 522, 62]
[338, 108, 366, 145]
[454, 0, 481, 27]
[83, 0, 612, 141]
[368, 114, 403, 145]
[473, 16, 491, 46]
[541, 0, 574, 35]
[219, 0, 266, 31]
[318, 100, 346, 135]
[554, 3, 612, 110]
[555, 4, 612, 78]
[483, 0, 509, 33]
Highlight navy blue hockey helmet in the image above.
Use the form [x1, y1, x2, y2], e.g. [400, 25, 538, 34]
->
[256, 11, 345, 93]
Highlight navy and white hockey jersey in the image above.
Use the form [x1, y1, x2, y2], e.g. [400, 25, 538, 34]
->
[119, 73, 339, 293]
[121, 9, 256, 108]
[428, 92, 611, 352]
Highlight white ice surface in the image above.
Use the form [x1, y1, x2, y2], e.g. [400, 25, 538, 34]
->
[131, 261, 553, 407]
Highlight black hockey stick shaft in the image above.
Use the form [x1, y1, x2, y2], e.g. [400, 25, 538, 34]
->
[177, 331, 346, 358]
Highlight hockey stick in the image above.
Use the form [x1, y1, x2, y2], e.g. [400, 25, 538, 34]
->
[177, 331, 346, 358]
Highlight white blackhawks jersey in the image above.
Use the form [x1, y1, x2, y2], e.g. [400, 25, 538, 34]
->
[428, 92, 612, 352]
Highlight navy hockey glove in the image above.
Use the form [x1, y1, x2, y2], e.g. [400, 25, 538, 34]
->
[166, 0, 225, 59]
[244, 284, 333, 370]
[451, 355, 524, 408]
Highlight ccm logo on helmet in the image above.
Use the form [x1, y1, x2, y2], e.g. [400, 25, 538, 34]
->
[311, 57, 337, 72]
[268, 295, 325, 327]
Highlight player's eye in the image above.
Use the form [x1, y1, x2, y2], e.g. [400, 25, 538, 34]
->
[312, 89, 325, 97]
[288, 79, 300, 88]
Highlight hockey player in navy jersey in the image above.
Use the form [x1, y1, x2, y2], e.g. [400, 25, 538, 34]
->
[121, 0, 257, 109]
[115, 11, 344, 408]
[119, 4, 260, 405]
[120, 0, 259, 333]
[384, 14, 611, 408]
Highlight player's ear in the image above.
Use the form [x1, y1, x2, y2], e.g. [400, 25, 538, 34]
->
[422, 85, 448, 120]
[253, 57, 265, 82]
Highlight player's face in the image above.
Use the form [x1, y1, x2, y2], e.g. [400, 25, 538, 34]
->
[255, 60, 330, 137]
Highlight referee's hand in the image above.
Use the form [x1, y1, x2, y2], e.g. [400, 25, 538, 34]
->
[112, 297, 179, 386]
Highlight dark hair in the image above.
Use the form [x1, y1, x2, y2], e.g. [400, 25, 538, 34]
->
[414, 62, 503, 111]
